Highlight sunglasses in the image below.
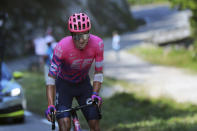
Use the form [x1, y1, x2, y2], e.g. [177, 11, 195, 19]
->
[72, 33, 90, 41]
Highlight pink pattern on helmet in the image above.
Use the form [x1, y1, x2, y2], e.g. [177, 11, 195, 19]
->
[68, 13, 91, 33]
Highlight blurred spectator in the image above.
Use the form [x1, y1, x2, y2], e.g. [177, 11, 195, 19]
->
[43, 38, 54, 83]
[112, 30, 120, 60]
[45, 27, 57, 49]
[33, 34, 47, 71]
[43, 27, 57, 83]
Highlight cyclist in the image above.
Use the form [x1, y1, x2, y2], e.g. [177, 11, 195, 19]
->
[45, 13, 103, 131]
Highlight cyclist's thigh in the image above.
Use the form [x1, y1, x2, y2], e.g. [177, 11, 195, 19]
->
[55, 78, 73, 120]
[76, 77, 100, 121]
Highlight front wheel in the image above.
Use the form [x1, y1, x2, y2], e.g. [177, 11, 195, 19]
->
[73, 118, 81, 131]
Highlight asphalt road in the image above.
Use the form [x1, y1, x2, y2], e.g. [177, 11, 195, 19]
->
[0, 111, 56, 131]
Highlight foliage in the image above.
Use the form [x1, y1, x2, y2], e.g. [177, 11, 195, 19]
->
[101, 93, 197, 131]
[88, 0, 139, 35]
[127, 0, 197, 51]
[0, 0, 65, 58]
[0, 0, 139, 59]
[19, 71, 47, 116]
[169, 0, 197, 49]
[127, 0, 169, 5]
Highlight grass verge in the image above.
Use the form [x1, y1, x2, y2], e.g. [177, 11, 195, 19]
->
[129, 45, 197, 73]
[19, 72, 197, 130]
[127, 0, 169, 5]
[19, 71, 47, 117]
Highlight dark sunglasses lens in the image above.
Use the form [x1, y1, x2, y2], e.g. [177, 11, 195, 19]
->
[73, 35, 80, 41]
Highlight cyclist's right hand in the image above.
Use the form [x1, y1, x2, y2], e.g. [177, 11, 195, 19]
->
[91, 93, 102, 107]
[45, 105, 56, 121]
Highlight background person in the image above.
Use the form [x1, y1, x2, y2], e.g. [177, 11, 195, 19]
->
[43, 36, 55, 84]
[45, 13, 103, 131]
[33, 34, 47, 71]
[112, 30, 120, 61]
[45, 27, 57, 49]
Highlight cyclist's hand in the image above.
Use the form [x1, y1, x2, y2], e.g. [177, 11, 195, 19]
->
[45, 105, 56, 121]
[91, 93, 102, 107]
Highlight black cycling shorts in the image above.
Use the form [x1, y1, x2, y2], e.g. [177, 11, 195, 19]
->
[55, 76, 100, 121]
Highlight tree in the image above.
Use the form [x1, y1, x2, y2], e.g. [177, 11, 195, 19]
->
[169, 0, 197, 49]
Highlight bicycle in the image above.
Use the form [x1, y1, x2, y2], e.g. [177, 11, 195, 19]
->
[50, 98, 102, 131]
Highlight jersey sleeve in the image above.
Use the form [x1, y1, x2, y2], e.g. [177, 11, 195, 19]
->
[95, 40, 104, 72]
[48, 42, 64, 78]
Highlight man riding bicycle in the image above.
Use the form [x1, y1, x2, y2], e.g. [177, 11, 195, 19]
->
[45, 13, 103, 131]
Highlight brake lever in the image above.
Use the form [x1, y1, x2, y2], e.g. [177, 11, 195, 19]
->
[50, 110, 56, 130]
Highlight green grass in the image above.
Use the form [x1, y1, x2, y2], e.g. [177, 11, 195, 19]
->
[18, 71, 197, 130]
[127, 0, 169, 5]
[129, 45, 197, 72]
[19, 71, 47, 117]
[101, 93, 197, 131]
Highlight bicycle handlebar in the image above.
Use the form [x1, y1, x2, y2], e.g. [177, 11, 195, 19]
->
[54, 99, 102, 130]
[56, 99, 100, 114]
[57, 100, 96, 114]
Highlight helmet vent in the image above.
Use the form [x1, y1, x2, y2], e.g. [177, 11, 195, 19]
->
[74, 24, 77, 30]
[87, 22, 89, 27]
[77, 15, 80, 20]
[78, 22, 81, 30]
[68, 13, 91, 32]
[83, 24, 85, 29]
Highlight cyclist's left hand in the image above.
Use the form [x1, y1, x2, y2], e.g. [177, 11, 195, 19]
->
[91, 93, 102, 107]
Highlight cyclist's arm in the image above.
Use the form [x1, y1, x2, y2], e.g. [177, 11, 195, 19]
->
[46, 85, 56, 106]
[93, 40, 104, 94]
[93, 71, 103, 93]
[46, 43, 63, 106]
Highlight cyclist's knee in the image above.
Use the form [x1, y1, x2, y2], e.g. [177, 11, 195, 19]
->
[90, 127, 100, 131]
[89, 120, 100, 131]
[58, 117, 71, 131]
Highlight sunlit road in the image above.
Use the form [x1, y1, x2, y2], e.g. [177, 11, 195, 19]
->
[2, 3, 189, 131]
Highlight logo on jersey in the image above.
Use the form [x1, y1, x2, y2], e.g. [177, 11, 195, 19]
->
[71, 59, 83, 69]
[71, 58, 93, 69]
[82, 58, 93, 68]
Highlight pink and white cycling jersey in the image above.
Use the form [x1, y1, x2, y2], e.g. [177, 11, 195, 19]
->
[49, 34, 104, 83]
